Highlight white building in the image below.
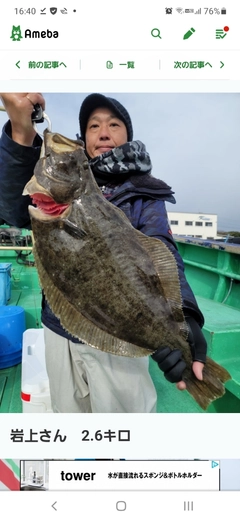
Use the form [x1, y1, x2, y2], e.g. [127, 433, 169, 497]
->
[167, 212, 218, 240]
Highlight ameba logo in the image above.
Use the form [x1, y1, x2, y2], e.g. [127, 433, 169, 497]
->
[10, 26, 23, 41]
[10, 25, 59, 40]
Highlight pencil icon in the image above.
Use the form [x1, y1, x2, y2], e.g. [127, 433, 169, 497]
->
[183, 28, 195, 40]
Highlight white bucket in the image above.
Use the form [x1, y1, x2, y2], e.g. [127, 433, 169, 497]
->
[21, 328, 52, 413]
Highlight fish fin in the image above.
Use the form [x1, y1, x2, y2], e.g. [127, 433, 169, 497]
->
[63, 219, 87, 239]
[136, 232, 188, 340]
[183, 357, 231, 410]
[33, 246, 151, 357]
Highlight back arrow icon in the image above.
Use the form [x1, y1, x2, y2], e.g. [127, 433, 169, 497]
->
[220, 61, 224, 68]
[16, 61, 20, 69]
[51, 501, 57, 511]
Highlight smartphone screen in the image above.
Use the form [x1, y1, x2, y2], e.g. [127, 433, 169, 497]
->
[0, 2, 240, 518]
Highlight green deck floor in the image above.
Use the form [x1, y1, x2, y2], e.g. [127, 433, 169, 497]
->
[0, 364, 22, 413]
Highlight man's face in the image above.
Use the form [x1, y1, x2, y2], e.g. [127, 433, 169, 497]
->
[85, 107, 128, 158]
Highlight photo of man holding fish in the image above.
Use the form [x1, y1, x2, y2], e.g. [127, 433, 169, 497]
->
[0, 92, 231, 413]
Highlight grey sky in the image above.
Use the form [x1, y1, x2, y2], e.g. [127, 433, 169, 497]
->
[0, 93, 239, 231]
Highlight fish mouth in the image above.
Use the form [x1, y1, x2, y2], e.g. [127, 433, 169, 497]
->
[23, 174, 71, 221]
[44, 130, 83, 154]
[28, 193, 71, 221]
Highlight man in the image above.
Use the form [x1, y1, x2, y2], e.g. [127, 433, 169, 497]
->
[0, 92, 207, 413]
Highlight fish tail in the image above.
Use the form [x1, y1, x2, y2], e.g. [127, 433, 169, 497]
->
[183, 357, 231, 410]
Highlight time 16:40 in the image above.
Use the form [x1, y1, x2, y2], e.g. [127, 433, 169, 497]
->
[14, 8, 36, 15]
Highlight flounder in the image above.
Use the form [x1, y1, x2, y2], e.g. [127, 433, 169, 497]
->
[23, 130, 231, 409]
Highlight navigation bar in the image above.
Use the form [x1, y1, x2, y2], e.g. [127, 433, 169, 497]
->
[2, 51, 239, 80]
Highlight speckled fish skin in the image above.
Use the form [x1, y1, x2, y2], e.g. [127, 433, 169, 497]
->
[23, 130, 231, 409]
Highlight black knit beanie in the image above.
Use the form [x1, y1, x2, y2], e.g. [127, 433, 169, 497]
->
[79, 93, 133, 142]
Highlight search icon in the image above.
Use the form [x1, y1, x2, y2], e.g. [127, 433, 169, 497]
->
[151, 28, 162, 38]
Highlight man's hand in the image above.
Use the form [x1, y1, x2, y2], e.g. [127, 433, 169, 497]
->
[176, 315, 207, 390]
[176, 361, 204, 390]
[151, 315, 207, 390]
[0, 92, 45, 146]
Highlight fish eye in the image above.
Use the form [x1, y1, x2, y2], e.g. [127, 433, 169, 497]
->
[57, 162, 69, 175]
